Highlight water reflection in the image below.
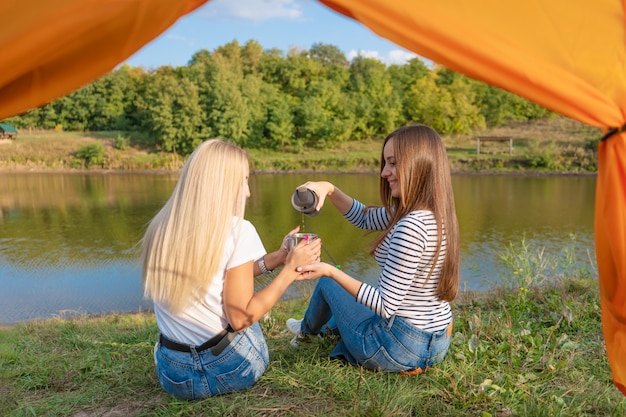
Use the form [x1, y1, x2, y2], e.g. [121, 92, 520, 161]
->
[0, 173, 596, 323]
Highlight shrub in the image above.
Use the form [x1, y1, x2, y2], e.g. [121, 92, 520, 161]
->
[75, 143, 105, 167]
[525, 140, 561, 170]
[114, 134, 130, 150]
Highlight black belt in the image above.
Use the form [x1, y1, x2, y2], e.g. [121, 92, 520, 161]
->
[159, 325, 236, 356]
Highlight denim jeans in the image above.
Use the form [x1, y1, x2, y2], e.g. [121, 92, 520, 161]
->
[301, 277, 452, 372]
[153, 322, 269, 400]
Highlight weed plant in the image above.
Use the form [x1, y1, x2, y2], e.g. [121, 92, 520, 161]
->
[75, 143, 105, 167]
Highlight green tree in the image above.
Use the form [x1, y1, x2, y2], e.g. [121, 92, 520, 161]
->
[472, 82, 552, 126]
[214, 40, 243, 73]
[241, 40, 264, 75]
[135, 70, 204, 154]
[347, 56, 401, 139]
[239, 74, 268, 148]
[406, 72, 485, 134]
[257, 48, 286, 86]
[308, 43, 349, 85]
[387, 57, 431, 121]
[203, 53, 251, 145]
[387, 57, 430, 91]
[7, 105, 57, 130]
[4, 39, 558, 154]
[295, 79, 353, 149]
[433, 66, 462, 86]
[51, 88, 95, 131]
[86, 68, 135, 131]
[273, 49, 324, 96]
[308, 43, 348, 67]
[189, 48, 211, 65]
[253, 83, 295, 149]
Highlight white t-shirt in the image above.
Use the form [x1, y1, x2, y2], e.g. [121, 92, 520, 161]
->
[154, 218, 266, 345]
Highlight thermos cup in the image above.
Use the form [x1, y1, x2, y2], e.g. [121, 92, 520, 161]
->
[291, 186, 320, 216]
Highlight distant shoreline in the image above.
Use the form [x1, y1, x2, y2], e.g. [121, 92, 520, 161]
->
[0, 167, 598, 176]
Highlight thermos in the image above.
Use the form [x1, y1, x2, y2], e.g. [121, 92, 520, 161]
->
[291, 186, 320, 216]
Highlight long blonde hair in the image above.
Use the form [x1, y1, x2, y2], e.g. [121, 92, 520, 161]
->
[141, 139, 249, 313]
[372, 125, 460, 301]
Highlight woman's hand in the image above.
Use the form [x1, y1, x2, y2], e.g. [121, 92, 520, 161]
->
[285, 235, 322, 271]
[295, 261, 362, 297]
[294, 261, 336, 281]
[255, 226, 301, 276]
[297, 181, 353, 215]
[298, 181, 335, 212]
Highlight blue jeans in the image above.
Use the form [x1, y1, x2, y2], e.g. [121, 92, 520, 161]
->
[301, 277, 452, 372]
[154, 322, 269, 400]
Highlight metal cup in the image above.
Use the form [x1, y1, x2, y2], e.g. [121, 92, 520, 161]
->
[284, 233, 318, 251]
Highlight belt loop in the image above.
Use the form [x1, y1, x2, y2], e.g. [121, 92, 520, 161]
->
[387, 315, 396, 330]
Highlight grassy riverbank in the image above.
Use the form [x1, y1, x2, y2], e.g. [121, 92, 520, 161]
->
[0, 117, 601, 174]
[1, 241, 624, 416]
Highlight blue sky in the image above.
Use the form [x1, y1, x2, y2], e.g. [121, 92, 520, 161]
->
[124, 0, 419, 69]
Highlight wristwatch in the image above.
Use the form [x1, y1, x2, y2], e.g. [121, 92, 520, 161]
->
[257, 257, 273, 274]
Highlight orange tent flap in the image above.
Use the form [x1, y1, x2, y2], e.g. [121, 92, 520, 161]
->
[320, 0, 626, 129]
[596, 134, 626, 395]
[0, 0, 208, 120]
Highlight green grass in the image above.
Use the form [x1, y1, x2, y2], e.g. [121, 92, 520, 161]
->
[1, 240, 624, 416]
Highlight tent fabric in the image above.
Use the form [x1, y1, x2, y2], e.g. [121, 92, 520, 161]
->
[0, 0, 206, 121]
[0, 0, 625, 394]
[596, 136, 626, 396]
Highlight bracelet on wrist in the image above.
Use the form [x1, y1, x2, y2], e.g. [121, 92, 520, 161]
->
[257, 256, 273, 274]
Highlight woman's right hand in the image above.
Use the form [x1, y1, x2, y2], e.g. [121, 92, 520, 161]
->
[298, 181, 335, 212]
[298, 181, 353, 215]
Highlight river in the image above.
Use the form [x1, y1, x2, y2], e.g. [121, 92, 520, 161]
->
[0, 172, 596, 324]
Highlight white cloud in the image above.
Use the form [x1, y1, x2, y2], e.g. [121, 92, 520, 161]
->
[347, 49, 422, 66]
[347, 49, 379, 61]
[387, 50, 418, 65]
[201, 0, 303, 21]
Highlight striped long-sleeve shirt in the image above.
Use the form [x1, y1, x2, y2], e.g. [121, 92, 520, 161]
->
[344, 200, 452, 332]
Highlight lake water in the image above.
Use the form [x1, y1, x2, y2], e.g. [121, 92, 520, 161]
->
[0, 173, 596, 324]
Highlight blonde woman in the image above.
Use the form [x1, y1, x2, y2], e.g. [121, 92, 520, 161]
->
[142, 139, 321, 400]
[288, 125, 459, 374]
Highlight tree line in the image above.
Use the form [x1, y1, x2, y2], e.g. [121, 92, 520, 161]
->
[5, 41, 551, 155]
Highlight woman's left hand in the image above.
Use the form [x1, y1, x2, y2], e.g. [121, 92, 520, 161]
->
[295, 261, 361, 297]
[294, 261, 335, 281]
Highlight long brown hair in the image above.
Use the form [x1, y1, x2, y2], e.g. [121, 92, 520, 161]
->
[371, 125, 460, 301]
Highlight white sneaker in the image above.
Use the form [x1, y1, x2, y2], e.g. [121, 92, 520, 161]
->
[286, 318, 303, 334]
[286, 318, 304, 347]
[286, 318, 323, 347]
